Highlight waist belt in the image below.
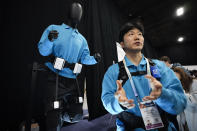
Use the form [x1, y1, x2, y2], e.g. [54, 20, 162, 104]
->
[46, 54, 76, 70]
[63, 61, 75, 70]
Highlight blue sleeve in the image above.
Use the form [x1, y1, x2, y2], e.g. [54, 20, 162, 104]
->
[38, 25, 54, 56]
[154, 60, 187, 115]
[80, 38, 97, 65]
[101, 65, 124, 115]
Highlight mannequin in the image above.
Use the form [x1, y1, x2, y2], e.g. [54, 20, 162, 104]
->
[48, 3, 83, 41]
[37, 2, 100, 131]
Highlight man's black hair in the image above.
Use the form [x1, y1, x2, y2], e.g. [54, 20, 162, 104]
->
[118, 21, 144, 43]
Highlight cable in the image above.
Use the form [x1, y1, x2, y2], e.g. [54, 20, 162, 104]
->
[55, 72, 59, 101]
[75, 74, 82, 97]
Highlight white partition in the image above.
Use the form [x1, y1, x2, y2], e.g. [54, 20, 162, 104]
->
[183, 65, 197, 70]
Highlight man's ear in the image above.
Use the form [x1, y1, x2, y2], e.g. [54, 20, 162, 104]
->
[120, 41, 124, 48]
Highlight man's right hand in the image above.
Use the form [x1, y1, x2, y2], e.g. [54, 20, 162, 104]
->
[143, 75, 162, 101]
[115, 80, 135, 109]
[48, 30, 59, 41]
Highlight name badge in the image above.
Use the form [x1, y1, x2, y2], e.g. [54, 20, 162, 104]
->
[139, 100, 164, 130]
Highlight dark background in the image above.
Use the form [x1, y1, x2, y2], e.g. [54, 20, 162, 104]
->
[1, 0, 197, 130]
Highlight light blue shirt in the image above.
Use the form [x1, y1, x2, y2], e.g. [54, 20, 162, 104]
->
[101, 55, 187, 131]
[38, 23, 97, 78]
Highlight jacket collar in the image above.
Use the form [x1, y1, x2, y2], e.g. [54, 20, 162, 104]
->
[124, 54, 146, 67]
[61, 23, 79, 34]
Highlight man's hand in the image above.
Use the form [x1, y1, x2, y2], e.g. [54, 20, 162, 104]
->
[115, 80, 135, 109]
[143, 75, 162, 101]
[48, 30, 59, 41]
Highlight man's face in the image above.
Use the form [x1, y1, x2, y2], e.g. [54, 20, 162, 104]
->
[121, 28, 144, 52]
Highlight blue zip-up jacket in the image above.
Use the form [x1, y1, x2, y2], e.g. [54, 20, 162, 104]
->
[38, 23, 97, 78]
[101, 55, 187, 131]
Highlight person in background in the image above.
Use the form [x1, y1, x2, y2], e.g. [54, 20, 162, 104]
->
[159, 56, 186, 130]
[172, 67, 197, 131]
[159, 56, 183, 69]
[101, 21, 187, 131]
[159, 56, 172, 68]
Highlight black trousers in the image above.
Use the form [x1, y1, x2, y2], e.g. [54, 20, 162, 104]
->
[34, 67, 84, 131]
[167, 114, 179, 131]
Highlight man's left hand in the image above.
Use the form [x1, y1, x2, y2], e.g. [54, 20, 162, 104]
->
[143, 75, 162, 101]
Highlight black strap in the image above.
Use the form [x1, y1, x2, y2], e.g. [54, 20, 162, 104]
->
[55, 72, 59, 101]
[63, 60, 75, 70]
[118, 61, 147, 86]
[148, 58, 155, 66]
[131, 71, 147, 76]
[118, 61, 128, 86]
[40, 54, 76, 70]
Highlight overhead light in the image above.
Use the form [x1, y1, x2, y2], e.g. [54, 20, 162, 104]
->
[176, 7, 184, 16]
[177, 36, 184, 42]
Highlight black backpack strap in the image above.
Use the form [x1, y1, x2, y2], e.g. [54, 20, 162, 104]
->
[118, 61, 128, 86]
[147, 58, 155, 66]
[117, 58, 158, 87]
[117, 61, 147, 87]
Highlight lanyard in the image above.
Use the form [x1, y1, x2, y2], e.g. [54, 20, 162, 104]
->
[122, 57, 151, 103]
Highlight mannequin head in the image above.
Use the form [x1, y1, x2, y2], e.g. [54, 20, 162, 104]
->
[68, 2, 83, 28]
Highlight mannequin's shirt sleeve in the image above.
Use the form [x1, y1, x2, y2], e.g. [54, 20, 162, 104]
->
[38, 25, 54, 56]
[80, 38, 97, 65]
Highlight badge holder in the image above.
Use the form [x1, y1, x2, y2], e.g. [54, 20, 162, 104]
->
[53, 57, 65, 70]
[139, 100, 164, 130]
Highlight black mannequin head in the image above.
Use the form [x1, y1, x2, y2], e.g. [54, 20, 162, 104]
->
[68, 2, 83, 28]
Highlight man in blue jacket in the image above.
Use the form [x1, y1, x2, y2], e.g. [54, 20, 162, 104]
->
[101, 21, 186, 131]
[37, 2, 100, 131]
